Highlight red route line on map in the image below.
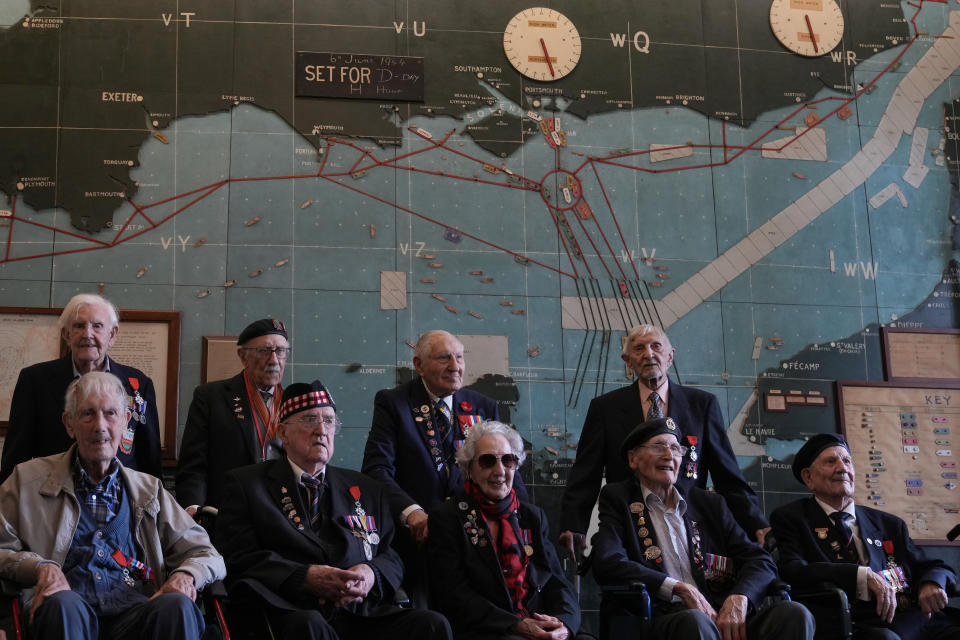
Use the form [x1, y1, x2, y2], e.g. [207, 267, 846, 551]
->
[0, 0, 934, 276]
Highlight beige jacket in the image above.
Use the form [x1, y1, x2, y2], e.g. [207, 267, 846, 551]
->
[0, 445, 225, 604]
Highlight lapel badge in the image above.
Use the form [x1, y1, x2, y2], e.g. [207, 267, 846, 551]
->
[629, 501, 644, 514]
[644, 546, 661, 560]
[665, 418, 677, 430]
[415, 416, 424, 422]
[830, 541, 840, 551]
[420, 404, 430, 414]
[281, 486, 288, 494]
[460, 401, 473, 412]
[638, 527, 649, 538]
[458, 501, 469, 511]
[815, 528, 829, 540]
[866, 537, 873, 545]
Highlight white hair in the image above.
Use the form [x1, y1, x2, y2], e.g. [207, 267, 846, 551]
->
[622, 324, 670, 355]
[58, 294, 119, 335]
[64, 371, 126, 416]
[455, 420, 526, 476]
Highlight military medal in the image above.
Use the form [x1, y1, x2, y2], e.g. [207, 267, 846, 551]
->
[363, 540, 373, 560]
[120, 425, 136, 455]
[644, 546, 661, 560]
[638, 527, 649, 537]
[520, 528, 534, 556]
[349, 486, 366, 517]
[686, 435, 698, 462]
[368, 532, 380, 545]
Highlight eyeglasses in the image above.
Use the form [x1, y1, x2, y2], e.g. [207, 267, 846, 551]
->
[476, 453, 520, 469]
[639, 443, 688, 457]
[287, 415, 341, 434]
[241, 346, 291, 359]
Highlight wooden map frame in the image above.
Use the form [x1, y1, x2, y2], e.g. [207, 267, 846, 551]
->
[0, 307, 181, 464]
[881, 327, 960, 383]
[837, 380, 960, 546]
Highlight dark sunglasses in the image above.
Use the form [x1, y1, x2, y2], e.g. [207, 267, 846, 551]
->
[477, 453, 520, 469]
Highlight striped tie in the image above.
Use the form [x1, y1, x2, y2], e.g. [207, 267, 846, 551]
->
[647, 392, 664, 420]
[830, 511, 859, 563]
[301, 473, 324, 531]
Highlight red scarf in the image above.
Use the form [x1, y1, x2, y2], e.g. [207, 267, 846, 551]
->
[464, 480, 529, 616]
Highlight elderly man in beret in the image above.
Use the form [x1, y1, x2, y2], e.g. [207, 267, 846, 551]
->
[216, 380, 452, 640]
[0, 372, 225, 640]
[592, 417, 814, 640]
[2, 293, 162, 482]
[770, 433, 960, 640]
[176, 318, 290, 513]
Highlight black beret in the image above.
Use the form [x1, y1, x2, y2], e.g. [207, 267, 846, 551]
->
[620, 417, 681, 462]
[237, 318, 288, 345]
[279, 380, 336, 421]
[792, 433, 849, 483]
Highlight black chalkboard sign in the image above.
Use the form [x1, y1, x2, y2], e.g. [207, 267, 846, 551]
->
[295, 52, 425, 101]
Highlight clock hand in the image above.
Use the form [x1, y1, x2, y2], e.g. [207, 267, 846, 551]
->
[539, 38, 556, 78]
[804, 14, 819, 53]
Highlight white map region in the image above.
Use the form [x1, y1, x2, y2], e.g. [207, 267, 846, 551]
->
[760, 127, 828, 161]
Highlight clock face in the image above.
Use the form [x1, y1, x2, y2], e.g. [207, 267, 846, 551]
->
[503, 7, 581, 81]
[769, 0, 845, 57]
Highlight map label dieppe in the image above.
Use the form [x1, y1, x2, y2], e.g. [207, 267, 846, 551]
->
[296, 52, 424, 101]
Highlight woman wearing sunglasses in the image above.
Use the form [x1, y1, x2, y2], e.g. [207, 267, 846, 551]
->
[426, 421, 584, 640]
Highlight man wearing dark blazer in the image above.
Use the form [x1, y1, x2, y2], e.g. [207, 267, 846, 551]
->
[362, 330, 527, 543]
[175, 318, 289, 513]
[1, 294, 161, 482]
[560, 324, 768, 559]
[770, 433, 959, 640]
[591, 418, 814, 640]
[217, 380, 452, 640]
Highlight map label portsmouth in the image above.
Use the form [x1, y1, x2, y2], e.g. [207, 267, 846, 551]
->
[296, 52, 424, 101]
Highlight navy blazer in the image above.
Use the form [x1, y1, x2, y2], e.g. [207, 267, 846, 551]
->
[217, 458, 404, 616]
[771, 498, 959, 640]
[427, 495, 580, 637]
[591, 478, 777, 613]
[362, 378, 526, 518]
[1, 354, 161, 481]
[176, 372, 269, 510]
[559, 380, 766, 535]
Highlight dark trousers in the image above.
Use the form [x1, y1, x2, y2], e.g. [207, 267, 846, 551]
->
[653, 600, 814, 640]
[269, 605, 452, 640]
[30, 590, 205, 640]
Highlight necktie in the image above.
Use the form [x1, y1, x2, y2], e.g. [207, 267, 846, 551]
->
[301, 473, 324, 531]
[647, 392, 664, 420]
[435, 400, 452, 435]
[830, 511, 859, 563]
[260, 390, 273, 416]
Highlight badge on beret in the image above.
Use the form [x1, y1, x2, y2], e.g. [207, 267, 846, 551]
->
[665, 418, 677, 430]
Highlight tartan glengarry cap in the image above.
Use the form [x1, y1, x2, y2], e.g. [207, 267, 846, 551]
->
[279, 380, 336, 422]
[237, 318, 288, 345]
[792, 433, 849, 483]
[620, 417, 680, 462]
